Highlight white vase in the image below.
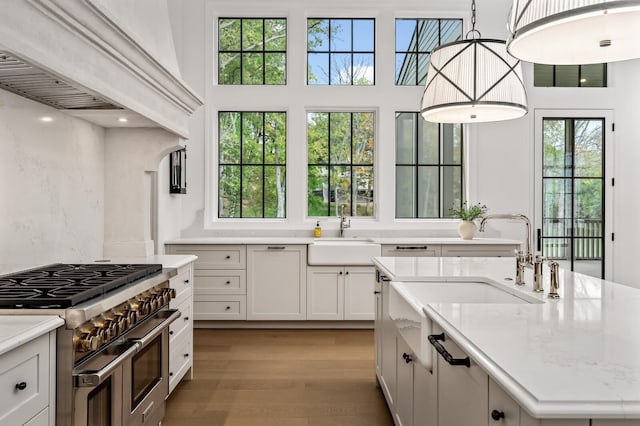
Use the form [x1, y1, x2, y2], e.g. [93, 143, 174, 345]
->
[457, 220, 476, 240]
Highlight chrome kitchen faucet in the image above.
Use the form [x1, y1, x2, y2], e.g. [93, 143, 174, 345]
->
[480, 214, 560, 298]
[339, 205, 350, 237]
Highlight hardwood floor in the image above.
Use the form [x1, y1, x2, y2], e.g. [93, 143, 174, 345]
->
[163, 329, 394, 426]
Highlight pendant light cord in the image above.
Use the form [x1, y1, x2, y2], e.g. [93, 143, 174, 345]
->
[466, 0, 482, 40]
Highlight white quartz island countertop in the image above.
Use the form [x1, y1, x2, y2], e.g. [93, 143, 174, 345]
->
[373, 256, 640, 419]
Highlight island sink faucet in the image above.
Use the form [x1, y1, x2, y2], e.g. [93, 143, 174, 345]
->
[479, 214, 533, 286]
[339, 205, 351, 237]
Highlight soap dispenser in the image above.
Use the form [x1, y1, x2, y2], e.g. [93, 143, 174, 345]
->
[314, 220, 322, 237]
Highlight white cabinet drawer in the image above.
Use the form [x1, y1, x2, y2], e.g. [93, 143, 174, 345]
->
[170, 297, 192, 339]
[194, 270, 246, 295]
[194, 296, 247, 320]
[170, 269, 192, 307]
[169, 327, 192, 394]
[167, 245, 246, 269]
[0, 334, 49, 426]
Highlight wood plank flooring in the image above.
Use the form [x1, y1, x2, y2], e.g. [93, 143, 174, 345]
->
[163, 329, 394, 426]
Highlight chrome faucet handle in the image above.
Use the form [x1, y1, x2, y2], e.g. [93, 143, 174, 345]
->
[533, 255, 544, 292]
[546, 260, 560, 298]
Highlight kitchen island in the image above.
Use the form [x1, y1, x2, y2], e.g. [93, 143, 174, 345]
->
[373, 256, 640, 425]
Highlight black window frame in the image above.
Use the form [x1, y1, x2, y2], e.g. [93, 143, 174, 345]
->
[218, 111, 287, 219]
[306, 18, 376, 86]
[218, 17, 288, 85]
[533, 64, 607, 88]
[394, 112, 463, 219]
[307, 111, 375, 217]
[394, 18, 463, 86]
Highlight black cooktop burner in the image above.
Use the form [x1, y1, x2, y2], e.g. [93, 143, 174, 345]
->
[0, 263, 163, 309]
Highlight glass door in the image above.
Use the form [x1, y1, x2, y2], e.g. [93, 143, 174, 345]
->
[535, 111, 613, 279]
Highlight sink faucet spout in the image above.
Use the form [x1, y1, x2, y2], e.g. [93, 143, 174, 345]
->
[479, 214, 532, 264]
[339, 205, 351, 238]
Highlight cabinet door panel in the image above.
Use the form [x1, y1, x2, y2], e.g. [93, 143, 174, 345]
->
[307, 267, 343, 320]
[381, 244, 441, 257]
[413, 359, 437, 426]
[440, 244, 518, 257]
[396, 337, 414, 426]
[489, 378, 520, 426]
[247, 245, 306, 320]
[435, 327, 488, 426]
[344, 267, 375, 320]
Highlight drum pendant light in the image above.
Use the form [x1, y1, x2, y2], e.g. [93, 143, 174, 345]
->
[507, 0, 640, 65]
[421, 0, 528, 124]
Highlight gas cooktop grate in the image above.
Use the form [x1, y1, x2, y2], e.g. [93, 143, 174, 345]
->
[0, 263, 163, 308]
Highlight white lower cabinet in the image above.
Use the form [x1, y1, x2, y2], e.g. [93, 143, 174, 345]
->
[433, 325, 488, 426]
[0, 331, 56, 426]
[247, 245, 307, 320]
[307, 266, 375, 320]
[168, 261, 194, 394]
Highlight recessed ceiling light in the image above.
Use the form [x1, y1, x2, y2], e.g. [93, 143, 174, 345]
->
[40, 116, 53, 122]
[118, 117, 128, 123]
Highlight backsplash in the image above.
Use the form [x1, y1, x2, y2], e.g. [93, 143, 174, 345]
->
[0, 89, 105, 266]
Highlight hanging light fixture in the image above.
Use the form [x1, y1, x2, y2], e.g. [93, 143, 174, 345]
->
[507, 0, 640, 65]
[421, 0, 527, 124]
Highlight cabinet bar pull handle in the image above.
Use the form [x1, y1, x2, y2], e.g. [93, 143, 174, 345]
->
[428, 333, 470, 368]
[396, 246, 428, 250]
[374, 291, 381, 294]
[267, 246, 286, 250]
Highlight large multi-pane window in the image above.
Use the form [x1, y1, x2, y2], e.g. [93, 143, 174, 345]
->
[395, 18, 462, 86]
[218, 18, 287, 85]
[218, 112, 287, 218]
[534, 64, 607, 87]
[395, 112, 462, 218]
[307, 112, 374, 217]
[307, 19, 375, 85]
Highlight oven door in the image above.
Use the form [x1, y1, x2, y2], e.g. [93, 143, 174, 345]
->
[73, 341, 139, 426]
[123, 309, 180, 426]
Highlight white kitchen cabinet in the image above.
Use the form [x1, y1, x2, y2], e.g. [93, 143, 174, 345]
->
[0, 330, 57, 426]
[374, 277, 383, 378]
[307, 267, 343, 320]
[247, 245, 307, 320]
[396, 337, 414, 426]
[489, 377, 520, 426]
[344, 267, 375, 320]
[307, 266, 375, 320]
[379, 272, 397, 411]
[440, 244, 518, 257]
[432, 324, 488, 426]
[413, 361, 437, 426]
[167, 244, 246, 269]
[168, 261, 194, 394]
[166, 245, 247, 322]
[382, 244, 441, 257]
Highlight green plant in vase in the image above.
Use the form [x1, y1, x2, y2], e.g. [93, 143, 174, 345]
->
[450, 202, 487, 239]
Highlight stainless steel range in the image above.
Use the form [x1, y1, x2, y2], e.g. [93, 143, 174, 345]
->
[0, 263, 180, 426]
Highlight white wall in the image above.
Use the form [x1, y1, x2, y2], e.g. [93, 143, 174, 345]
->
[0, 89, 105, 265]
[169, 0, 640, 286]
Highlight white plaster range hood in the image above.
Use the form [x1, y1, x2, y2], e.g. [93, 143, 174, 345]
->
[0, 0, 203, 139]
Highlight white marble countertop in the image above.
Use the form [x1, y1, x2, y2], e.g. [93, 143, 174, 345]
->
[0, 316, 64, 356]
[373, 256, 640, 419]
[0, 255, 198, 277]
[165, 236, 521, 245]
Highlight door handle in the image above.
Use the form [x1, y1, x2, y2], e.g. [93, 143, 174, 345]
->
[537, 228, 541, 252]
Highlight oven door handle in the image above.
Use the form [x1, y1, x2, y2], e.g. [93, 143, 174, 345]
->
[131, 309, 181, 349]
[74, 342, 140, 387]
